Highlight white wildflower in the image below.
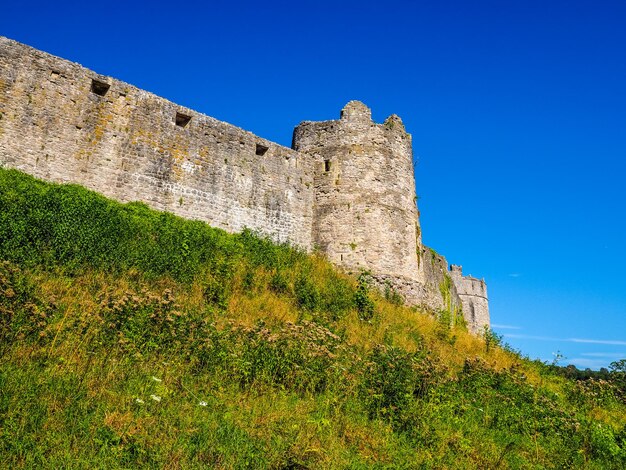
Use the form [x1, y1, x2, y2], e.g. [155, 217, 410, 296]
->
[198, 401, 208, 407]
[135, 398, 145, 404]
[151, 376, 162, 382]
[150, 394, 162, 402]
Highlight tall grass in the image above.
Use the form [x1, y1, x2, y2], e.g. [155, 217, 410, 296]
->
[1, 167, 626, 469]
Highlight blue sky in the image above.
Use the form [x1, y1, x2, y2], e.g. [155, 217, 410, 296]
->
[2, 1, 625, 369]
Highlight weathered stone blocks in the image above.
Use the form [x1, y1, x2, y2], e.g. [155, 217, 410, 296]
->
[0, 36, 315, 249]
[0, 36, 490, 333]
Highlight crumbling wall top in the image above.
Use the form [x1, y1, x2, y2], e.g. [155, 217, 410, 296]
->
[340, 100, 372, 123]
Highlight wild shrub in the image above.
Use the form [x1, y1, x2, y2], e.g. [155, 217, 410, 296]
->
[237, 228, 304, 271]
[354, 273, 375, 320]
[434, 309, 452, 341]
[449, 357, 596, 467]
[317, 270, 355, 321]
[196, 320, 346, 394]
[384, 283, 404, 306]
[567, 379, 621, 408]
[97, 288, 198, 354]
[294, 274, 321, 312]
[483, 326, 503, 353]
[269, 270, 289, 294]
[588, 422, 626, 464]
[202, 275, 230, 310]
[0, 261, 52, 350]
[292, 270, 356, 323]
[361, 344, 435, 426]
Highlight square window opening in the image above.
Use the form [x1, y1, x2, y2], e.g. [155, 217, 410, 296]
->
[91, 79, 110, 96]
[255, 143, 269, 156]
[176, 112, 192, 128]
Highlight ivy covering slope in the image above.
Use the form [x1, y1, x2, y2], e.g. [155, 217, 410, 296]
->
[1, 167, 625, 469]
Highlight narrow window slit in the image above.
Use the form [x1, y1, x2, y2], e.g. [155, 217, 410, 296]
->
[175, 112, 191, 128]
[256, 143, 268, 156]
[324, 160, 331, 172]
[91, 79, 110, 96]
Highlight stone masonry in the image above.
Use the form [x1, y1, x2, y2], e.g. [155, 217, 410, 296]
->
[450, 265, 490, 334]
[0, 36, 490, 332]
[0, 37, 314, 248]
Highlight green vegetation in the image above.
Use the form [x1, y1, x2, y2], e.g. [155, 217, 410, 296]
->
[438, 273, 452, 312]
[1, 167, 626, 468]
[428, 247, 439, 267]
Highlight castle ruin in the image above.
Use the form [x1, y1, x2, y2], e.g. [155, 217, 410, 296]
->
[0, 37, 489, 333]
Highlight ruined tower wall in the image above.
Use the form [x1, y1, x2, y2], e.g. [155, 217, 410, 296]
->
[292, 102, 422, 281]
[450, 265, 490, 333]
[293, 101, 455, 311]
[0, 37, 315, 248]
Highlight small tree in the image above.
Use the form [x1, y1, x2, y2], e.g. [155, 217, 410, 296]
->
[609, 359, 626, 392]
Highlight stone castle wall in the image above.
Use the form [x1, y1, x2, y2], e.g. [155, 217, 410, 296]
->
[0, 37, 315, 248]
[292, 101, 455, 312]
[450, 265, 490, 333]
[0, 36, 490, 332]
[293, 101, 422, 281]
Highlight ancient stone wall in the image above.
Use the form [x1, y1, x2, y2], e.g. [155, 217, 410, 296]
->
[0, 37, 315, 248]
[292, 102, 459, 312]
[292, 102, 422, 277]
[450, 265, 490, 333]
[0, 36, 490, 331]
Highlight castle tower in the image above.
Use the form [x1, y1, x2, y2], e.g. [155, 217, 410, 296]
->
[293, 101, 424, 286]
[450, 265, 490, 333]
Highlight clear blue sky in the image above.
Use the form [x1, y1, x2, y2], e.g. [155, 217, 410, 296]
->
[3, 0, 625, 369]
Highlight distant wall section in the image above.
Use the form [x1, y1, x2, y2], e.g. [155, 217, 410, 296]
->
[0, 37, 315, 248]
[450, 265, 489, 333]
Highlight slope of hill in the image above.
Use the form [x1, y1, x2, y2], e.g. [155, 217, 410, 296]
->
[1, 167, 625, 469]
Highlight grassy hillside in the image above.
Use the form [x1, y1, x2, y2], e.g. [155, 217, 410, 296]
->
[1, 167, 625, 469]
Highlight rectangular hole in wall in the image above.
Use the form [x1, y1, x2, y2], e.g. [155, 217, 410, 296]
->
[175, 112, 192, 128]
[255, 143, 269, 156]
[91, 79, 110, 96]
[324, 159, 331, 172]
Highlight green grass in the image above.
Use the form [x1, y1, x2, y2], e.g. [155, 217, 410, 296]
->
[1, 167, 626, 469]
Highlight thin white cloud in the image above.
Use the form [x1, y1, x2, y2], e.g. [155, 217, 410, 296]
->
[491, 324, 522, 330]
[570, 338, 626, 346]
[508, 273, 521, 278]
[503, 334, 626, 345]
[581, 352, 626, 358]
